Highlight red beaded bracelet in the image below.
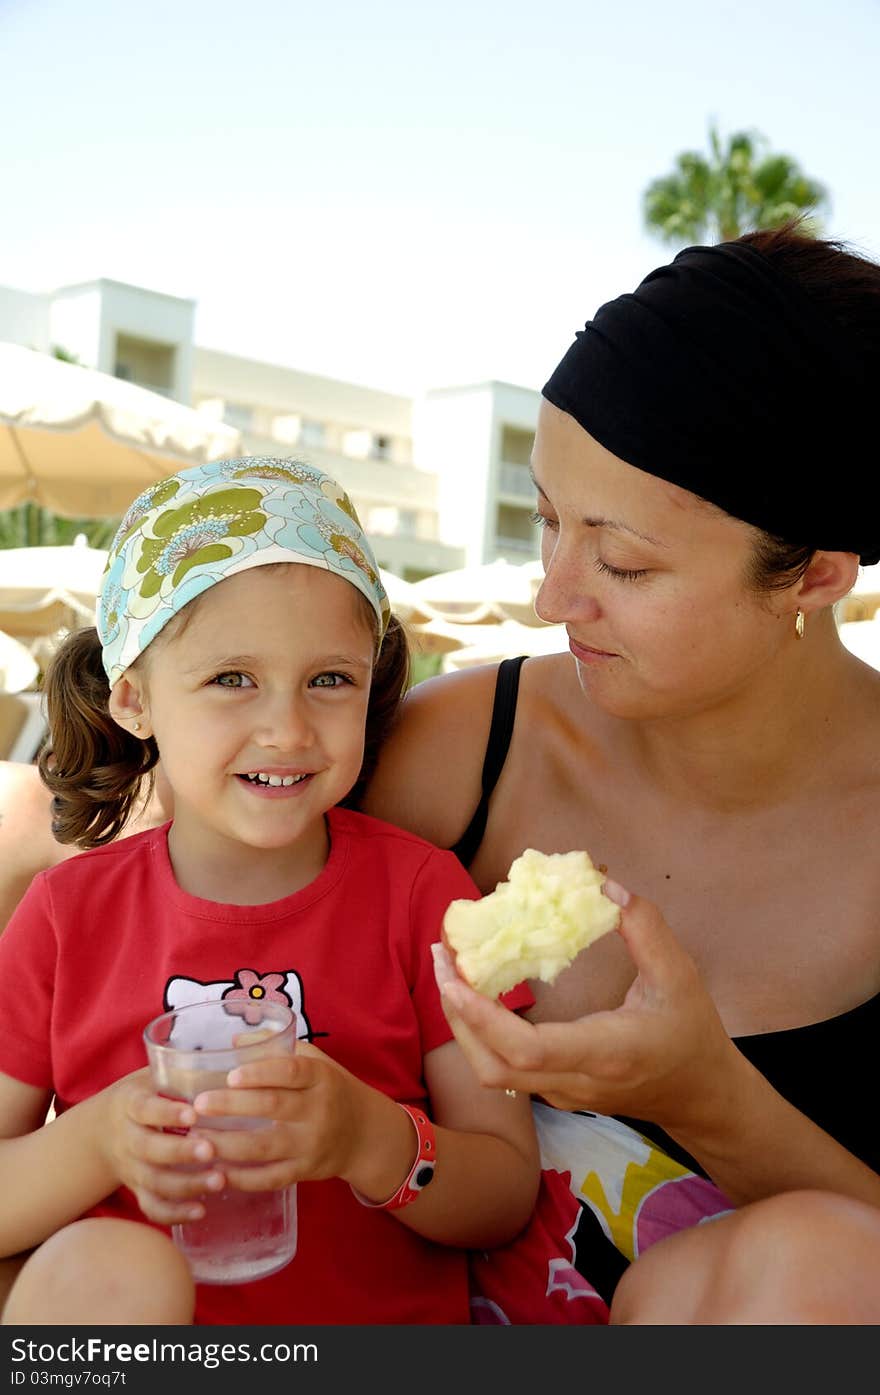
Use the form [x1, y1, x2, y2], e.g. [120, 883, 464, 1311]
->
[351, 1103, 436, 1212]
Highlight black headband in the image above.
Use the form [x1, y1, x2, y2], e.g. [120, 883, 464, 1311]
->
[542, 241, 879, 566]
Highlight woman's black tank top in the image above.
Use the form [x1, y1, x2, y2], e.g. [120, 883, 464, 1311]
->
[449, 656, 526, 866]
[447, 654, 879, 1174]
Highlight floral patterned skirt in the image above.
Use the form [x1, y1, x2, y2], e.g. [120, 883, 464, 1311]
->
[469, 1102, 733, 1324]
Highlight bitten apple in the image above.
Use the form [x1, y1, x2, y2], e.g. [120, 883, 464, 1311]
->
[442, 848, 620, 999]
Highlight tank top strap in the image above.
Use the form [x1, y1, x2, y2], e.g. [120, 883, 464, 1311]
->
[448, 655, 526, 867]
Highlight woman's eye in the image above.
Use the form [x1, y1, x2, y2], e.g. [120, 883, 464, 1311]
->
[310, 672, 351, 689]
[529, 510, 558, 532]
[594, 558, 648, 582]
[210, 672, 254, 688]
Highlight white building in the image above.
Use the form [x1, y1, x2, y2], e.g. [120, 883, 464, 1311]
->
[1, 277, 541, 578]
[189, 347, 460, 578]
[414, 381, 539, 566]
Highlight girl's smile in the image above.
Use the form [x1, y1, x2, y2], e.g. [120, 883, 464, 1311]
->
[236, 769, 315, 795]
[116, 564, 376, 902]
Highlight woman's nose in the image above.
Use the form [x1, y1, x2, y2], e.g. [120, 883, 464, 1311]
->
[534, 550, 601, 626]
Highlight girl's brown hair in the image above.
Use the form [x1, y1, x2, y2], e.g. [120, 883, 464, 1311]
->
[340, 610, 410, 810]
[38, 626, 159, 848]
[39, 608, 411, 849]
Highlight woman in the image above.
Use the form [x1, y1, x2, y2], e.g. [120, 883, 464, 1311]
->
[362, 224, 880, 1323]
[0, 759, 172, 932]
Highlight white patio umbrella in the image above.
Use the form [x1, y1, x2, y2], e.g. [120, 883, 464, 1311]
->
[410, 558, 546, 625]
[378, 569, 437, 626]
[838, 563, 880, 623]
[0, 541, 107, 642]
[0, 628, 43, 760]
[0, 553, 445, 652]
[0, 342, 241, 518]
[406, 617, 501, 657]
[0, 628, 40, 693]
[442, 619, 569, 671]
[839, 616, 880, 671]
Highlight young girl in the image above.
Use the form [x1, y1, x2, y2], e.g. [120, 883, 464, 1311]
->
[0, 457, 539, 1326]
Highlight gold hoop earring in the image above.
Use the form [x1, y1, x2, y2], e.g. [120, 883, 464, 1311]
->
[795, 609, 805, 639]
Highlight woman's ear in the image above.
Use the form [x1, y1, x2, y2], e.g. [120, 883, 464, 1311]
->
[796, 551, 861, 615]
[108, 675, 152, 740]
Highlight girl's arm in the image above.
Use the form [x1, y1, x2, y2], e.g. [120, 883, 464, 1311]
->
[0, 1069, 220, 1255]
[0, 1073, 115, 1257]
[193, 1041, 541, 1249]
[397, 1037, 540, 1247]
[434, 891, 880, 1210]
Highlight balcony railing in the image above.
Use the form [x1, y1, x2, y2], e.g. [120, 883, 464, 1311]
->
[497, 463, 533, 499]
[494, 535, 539, 557]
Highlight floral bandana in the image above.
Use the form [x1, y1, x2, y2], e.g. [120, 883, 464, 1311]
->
[98, 457, 390, 687]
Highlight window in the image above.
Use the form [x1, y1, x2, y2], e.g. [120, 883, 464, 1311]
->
[299, 419, 325, 447]
[113, 334, 175, 394]
[271, 414, 302, 445]
[365, 507, 419, 538]
[366, 506, 398, 535]
[500, 425, 535, 467]
[342, 429, 371, 459]
[494, 503, 540, 556]
[223, 402, 254, 431]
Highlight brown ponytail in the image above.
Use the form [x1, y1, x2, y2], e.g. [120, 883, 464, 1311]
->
[38, 627, 158, 848]
[341, 611, 410, 810]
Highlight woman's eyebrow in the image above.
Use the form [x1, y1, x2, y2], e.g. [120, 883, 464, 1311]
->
[530, 467, 668, 548]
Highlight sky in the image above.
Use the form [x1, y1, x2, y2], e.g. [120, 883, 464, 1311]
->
[2, 0, 879, 396]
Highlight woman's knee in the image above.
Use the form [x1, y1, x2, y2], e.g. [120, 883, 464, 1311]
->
[0, 1253, 33, 1323]
[709, 1190, 880, 1323]
[2, 1219, 195, 1326]
[613, 1191, 880, 1325]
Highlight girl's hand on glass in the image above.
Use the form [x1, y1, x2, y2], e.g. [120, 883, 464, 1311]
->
[432, 883, 743, 1139]
[190, 1043, 368, 1191]
[101, 1067, 224, 1225]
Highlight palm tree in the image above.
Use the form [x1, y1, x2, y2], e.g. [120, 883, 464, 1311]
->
[0, 508, 119, 549]
[643, 124, 829, 246]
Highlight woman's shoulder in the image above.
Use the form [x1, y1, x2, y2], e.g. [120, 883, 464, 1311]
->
[361, 663, 502, 847]
[361, 652, 573, 848]
[0, 760, 172, 931]
[0, 762, 76, 928]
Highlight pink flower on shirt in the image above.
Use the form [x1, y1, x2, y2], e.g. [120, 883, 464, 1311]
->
[222, 969, 290, 1022]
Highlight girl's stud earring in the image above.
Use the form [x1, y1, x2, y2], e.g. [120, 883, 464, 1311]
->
[133, 721, 142, 732]
[795, 609, 805, 639]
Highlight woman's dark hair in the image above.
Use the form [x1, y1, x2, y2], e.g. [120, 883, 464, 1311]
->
[38, 627, 158, 848]
[745, 531, 815, 594]
[738, 222, 880, 356]
[341, 610, 410, 810]
[737, 222, 880, 592]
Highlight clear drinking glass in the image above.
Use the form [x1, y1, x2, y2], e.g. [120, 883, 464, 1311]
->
[143, 997, 297, 1285]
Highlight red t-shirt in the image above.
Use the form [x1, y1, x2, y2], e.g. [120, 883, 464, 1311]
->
[0, 807, 493, 1324]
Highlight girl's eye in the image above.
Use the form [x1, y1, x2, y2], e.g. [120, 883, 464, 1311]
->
[594, 558, 648, 583]
[529, 509, 558, 532]
[310, 672, 352, 689]
[210, 672, 255, 688]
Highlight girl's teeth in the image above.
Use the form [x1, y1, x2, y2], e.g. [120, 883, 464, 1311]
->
[245, 772, 305, 787]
